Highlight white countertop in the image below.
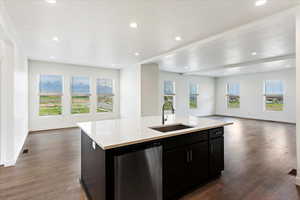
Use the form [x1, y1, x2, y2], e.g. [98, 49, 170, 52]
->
[77, 115, 233, 150]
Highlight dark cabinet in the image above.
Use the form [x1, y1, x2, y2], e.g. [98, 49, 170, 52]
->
[188, 142, 209, 186]
[164, 140, 209, 199]
[81, 131, 107, 200]
[164, 146, 190, 199]
[209, 137, 224, 176]
[164, 128, 224, 199]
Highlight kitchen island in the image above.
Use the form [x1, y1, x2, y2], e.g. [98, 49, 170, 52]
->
[78, 115, 233, 200]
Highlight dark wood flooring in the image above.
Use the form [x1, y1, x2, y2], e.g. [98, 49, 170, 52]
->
[0, 117, 299, 200]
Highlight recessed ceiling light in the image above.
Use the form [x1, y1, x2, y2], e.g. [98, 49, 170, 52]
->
[255, 0, 267, 7]
[251, 52, 257, 56]
[45, 0, 56, 4]
[50, 56, 55, 59]
[130, 22, 138, 28]
[134, 52, 140, 56]
[52, 36, 59, 42]
[175, 36, 182, 41]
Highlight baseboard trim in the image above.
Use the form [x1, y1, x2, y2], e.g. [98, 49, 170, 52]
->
[4, 159, 16, 167]
[14, 130, 30, 164]
[213, 114, 296, 125]
[29, 126, 79, 134]
[197, 115, 216, 118]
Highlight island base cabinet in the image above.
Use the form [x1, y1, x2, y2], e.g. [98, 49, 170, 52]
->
[81, 128, 225, 200]
[81, 131, 107, 200]
[164, 141, 209, 199]
[209, 137, 224, 176]
[188, 142, 210, 186]
[164, 146, 190, 199]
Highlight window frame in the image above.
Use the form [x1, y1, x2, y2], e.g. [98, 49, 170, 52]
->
[226, 83, 240, 109]
[189, 83, 199, 109]
[70, 76, 91, 115]
[38, 74, 64, 117]
[96, 78, 115, 113]
[163, 80, 176, 111]
[263, 80, 284, 112]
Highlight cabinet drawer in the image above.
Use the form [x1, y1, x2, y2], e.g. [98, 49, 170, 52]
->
[209, 127, 224, 139]
[163, 131, 208, 150]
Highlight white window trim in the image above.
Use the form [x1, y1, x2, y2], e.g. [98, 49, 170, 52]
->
[96, 78, 115, 113]
[263, 80, 284, 112]
[226, 83, 240, 109]
[163, 80, 176, 110]
[70, 76, 92, 115]
[38, 74, 64, 117]
[189, 83, 199, 109]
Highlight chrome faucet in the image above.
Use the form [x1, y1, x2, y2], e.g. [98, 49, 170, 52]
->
[162, 101, 175, 125]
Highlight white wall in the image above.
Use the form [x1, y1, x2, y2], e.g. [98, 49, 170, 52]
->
[295, 8, 300, 186]
[120, 65, 141, 118]
[141, 63, 160, 116]
[14, 46, 28, 163]
[159, 71, 216, 117]
[0, 41, 16, 166]
[0, 0, 28, 166]
[29, 60, 120, 131]
[215, 69, 296, 123]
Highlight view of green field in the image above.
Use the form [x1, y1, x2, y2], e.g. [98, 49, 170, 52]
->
[39, 96, 62, 116]
[266, 103, 283, 111]
[228, 96, 240, 109]
[71, 96, 90, 114]
[40, 95, 115, 115]
[97, 96, 113, 112]
[265, 96, 283, 111]
[228, 101, 240, 108]
[164, 96, 174, 110]
[190, 95, 197, 109]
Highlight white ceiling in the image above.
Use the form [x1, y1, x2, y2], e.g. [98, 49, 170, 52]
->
[148, 9, 296, 76]
[4, 0, 299, 76]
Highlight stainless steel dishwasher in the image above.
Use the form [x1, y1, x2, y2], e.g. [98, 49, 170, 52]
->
[114, 143, 162, 200]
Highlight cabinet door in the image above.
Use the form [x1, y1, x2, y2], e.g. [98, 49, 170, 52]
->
[164, 146, 189, 199]
[210, 137, 224, 176]
[188, 141, 209, 187]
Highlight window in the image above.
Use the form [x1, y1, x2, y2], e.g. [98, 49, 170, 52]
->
[227, 83, 240, 109]
[39, 75, 63, 116]
[71, 76, 90, 114]
[189, 83, 199, 109]
[264, 80, 284, 111]
[163, 80, 175, 110]
[97, 79, 114, 112]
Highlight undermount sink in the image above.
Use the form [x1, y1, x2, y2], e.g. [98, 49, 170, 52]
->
[150, 124, 194, 133]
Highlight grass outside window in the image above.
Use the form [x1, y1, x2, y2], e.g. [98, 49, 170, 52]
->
[228, 96, 240, 109]
[39, 95, 62, 116]
[71, 96, 90, 114]
[189, 95, 197, 109]
[265, 96, 283, 111]
[164, 96, 174, 110]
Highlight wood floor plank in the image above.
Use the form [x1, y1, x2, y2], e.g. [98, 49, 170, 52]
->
[0, 117, 299, 200]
